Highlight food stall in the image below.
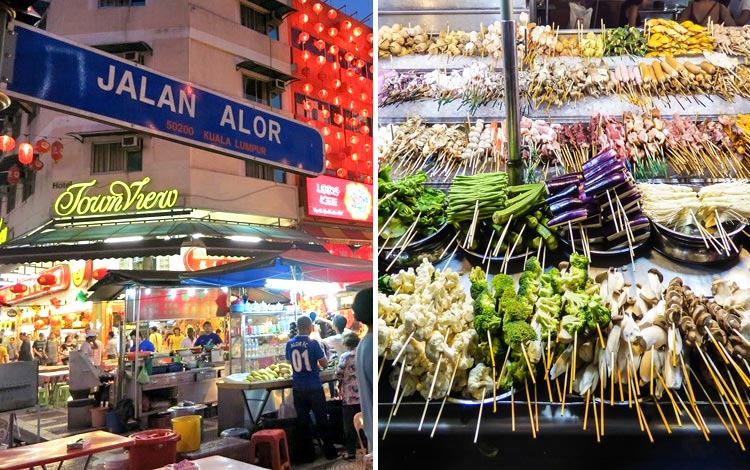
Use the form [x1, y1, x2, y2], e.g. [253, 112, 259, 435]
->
[377, 0, 750, 466]
[88, 271, 228, 422]
[180, 249, 372, 432]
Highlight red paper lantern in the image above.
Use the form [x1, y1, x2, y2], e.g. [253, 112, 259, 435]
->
[0, 135, 15, 152]
[323, 243, 353, 257]
[312, 2, 323, 14]
[34, 139, 50, 153]
[353, 245, 373, 260]
[92, 268, 108, 280]
[314, 39, 325, 50]
[7, 165, 20, 185]
[367, 33, 373, 43]
[314, 23, 324, 34]
[364, 175, 373, 185]
[50, 297, 62, 309]
[9, 283, 27, 294]
[328, 27, 338, 37]
[51, 140, 64, 153]
[298, 31, 310, 43]
[51, 148, 63, 163]
[30, 158, 44, 172]
[34, 319, 45, 330]
[336, 167, 347, 178]
[327, 8, 337, 19]
[300, 13, 309, 23]
[49, 315, 61, 327]
[353, 26, 363, 37]
[37, 273, 56, 286]
[18, 143, 33, 165]
[361, 125, 370, 135]
[329, 45, 339, 55]
[341, 20, 352, 30]
[65, 312, 77, 322]
[351, 152, 359, 162]
[316, 55, 326, 65]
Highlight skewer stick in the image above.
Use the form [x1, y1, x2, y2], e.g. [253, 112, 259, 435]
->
[592, 387, 601, 443]
[650, 346, 655, 397]
[439, 231, 460, 259]
[571, 333, 578, 391]
[600, 380, 605, 437]
[521, 343, 536, 384]
[555, 376, 563, 403]
[465, 201, 481, 249]
[596, 324, 605, 350]
[534, 382, 540, 432]
[430, 360, 460, 439]
[626, 362, 633, 411]
[378, 209, 399, 237]
[611, 353, 616, 405]
[444, 243, 460, 267]
[583, 390, 591, 431]
[378, 234, 392, 256]
[546, 330, 553, 375]
[378, 350, 389, 382]
[492, 214, 514, 258]
[525, 379, 537, 439]
[690, 366, 735, 443]
[633, 379, 654, 443]
[724, 364, 750, 421]
[656, 372, 683, 427]
[718, 388, 746, 450]
[392, 331, 415, 365]
[418, 355, 442, 431]
[503, 224, 526, 274]
[497, 347, 512, 387]
[654, 398, 672, 434]
[706, 328, 730, 364]
[568, 220, 576, 254]
[676, 390, 701, 432]
[473, 387, 486, 444]
[561, 363, 569, 416]
[393, 358, 407, 405]
[487, 330, 497, 412]
[482, 230, 496, 264]
[618, 366, 625, 404]
[511, 386, 516, 432]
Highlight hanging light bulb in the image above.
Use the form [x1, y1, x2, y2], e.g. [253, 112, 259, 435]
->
[314, 39, 326, 50]
[302, 50, 311, 61]
[336, 167, 347, 178]
[355, 59, 365, 68]
[349, 117, 360, 128]
[366, 33, 373, 43]
[332, 96, 342, 106]
[327, 8, 337, 19]
[312, 2, 323, 14]
[325, 159, 332, 169]
[341, 20, 352, 30]
[344, 52, 354, 62]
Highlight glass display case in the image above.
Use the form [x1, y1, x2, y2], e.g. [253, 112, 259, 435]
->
[227, 302, 296, 374]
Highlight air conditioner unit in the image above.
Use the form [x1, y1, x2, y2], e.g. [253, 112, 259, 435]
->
[274, 79, 287, 91]
[122, 136, 142, 150]
[123, 51, 143, 64]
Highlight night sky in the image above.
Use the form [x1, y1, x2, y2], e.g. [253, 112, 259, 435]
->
[333, 0, 373, 26]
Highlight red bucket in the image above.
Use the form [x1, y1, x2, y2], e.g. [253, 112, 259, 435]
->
[128, 429, 180, 470]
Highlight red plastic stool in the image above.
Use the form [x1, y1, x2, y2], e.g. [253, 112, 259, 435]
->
[249, 429, 292, 470]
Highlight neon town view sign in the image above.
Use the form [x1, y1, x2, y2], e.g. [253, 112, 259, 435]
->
[54, 177, 179, 217]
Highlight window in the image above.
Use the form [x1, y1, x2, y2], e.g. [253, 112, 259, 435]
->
[6, 185, 15, 213]
[240, 3, 278, 38]
[91, 142, 143, 174]
[246, 161, 285, 183]
[99, 0, 145, 6]
[22, 167, 35, 202]
[243, 76, 282, 109]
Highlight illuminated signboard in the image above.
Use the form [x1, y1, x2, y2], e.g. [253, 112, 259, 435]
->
[0, 264, 70, 304]
[306, 175, 373, 222]
[54, 177, 179, 217]
[125, 287, 225, 321]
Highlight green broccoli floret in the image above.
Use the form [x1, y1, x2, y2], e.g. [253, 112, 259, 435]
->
[473, 290, 502, 335]
[539, 267, 562, 297]
[562, 291, 594, 332]
[498, 353, 531, 390]
[587, 295, 611, 329]
[500, 295, 533, 323]
[478, 337, 503, 366]
[569, 252, 590, 270]
[469, 267, 489, 300]
[524, 256, 542, 275]
[503, 320, 536, 346]
[534, 295, 562, 336]
[518, 271, 540, 304]
[559, 253, 591, 293]
[561, 314, 586, 333]
[490, 273, 515, 300]
[378, 274, 394, 296]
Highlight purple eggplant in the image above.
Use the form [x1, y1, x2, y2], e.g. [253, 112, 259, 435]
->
[546, 177, 582, 197]
[548, 196, 589, 214]
[583, 157, 625, 180]
[583, 171, 633, 197]
[611, 226, 650, 249]
[599, 190, 641, 211]
[545, 183, 579, 204]
[582, 148, 617, 173]
[547, 208, 591, 227]
[606, 214, 651, 243]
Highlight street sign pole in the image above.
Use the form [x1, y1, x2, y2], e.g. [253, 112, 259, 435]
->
[0, 19, 324, 175]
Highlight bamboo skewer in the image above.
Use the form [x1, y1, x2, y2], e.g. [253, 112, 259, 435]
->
[418, 355, 443, 431]
[488, 330, 497, 412]
[511, 386, 516, 432]
[521, 343, 536, 385]
[525, 380, 537, 439]
[473, 388, 486, 444]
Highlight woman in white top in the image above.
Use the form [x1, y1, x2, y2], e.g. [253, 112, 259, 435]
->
[105, 331, 119, 359]
[180, 327, 197, 349]
[729, 0, 750, 24]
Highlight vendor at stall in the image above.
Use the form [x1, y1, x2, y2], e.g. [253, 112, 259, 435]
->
[194, 321, 222, 348]
[130, 330, 155, 353]
[168, 327, 185, 351]
[80, 330, 102, 367]
[180, 327, 196, 348]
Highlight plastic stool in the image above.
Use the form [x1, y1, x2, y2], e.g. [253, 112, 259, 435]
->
[249, 429, 291, 470]
[52, 384, 70, 407]
[38, 387, 49, 407]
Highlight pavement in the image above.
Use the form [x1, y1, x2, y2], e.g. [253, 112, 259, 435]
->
[2, 406, 367, 470]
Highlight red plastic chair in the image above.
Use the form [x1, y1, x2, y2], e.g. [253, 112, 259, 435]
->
[249, 429, 291, 470]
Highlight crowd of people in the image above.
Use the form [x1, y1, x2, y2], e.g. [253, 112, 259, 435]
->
[286, 288, 373, 462]
[0, 329, 104, 366]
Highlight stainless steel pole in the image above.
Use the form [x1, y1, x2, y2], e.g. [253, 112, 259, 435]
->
[501, 0, 524, 186]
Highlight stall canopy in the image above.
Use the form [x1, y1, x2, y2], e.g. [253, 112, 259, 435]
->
[180, 249, 372, 287]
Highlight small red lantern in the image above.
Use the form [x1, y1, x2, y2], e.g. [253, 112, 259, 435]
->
[37, 273, 56, 286]
[353, 26, 363, 37]
[298, 31, 310, 43]
[314, 39, 325, 50]
[314, 22, 324, 34]
[9, 283, 27, 294]
[50, 297, 62, 309]
[336, 167, 347, 178]
[312, 2, 323, 14]
[92, 268, 108, 280]
[83, 311, 92, 321]
[0, 135, 15, 152]
[327, 8, 337, 19]
[328, 27, 338, 37]
[65, 312, 77, 322]
[7, 165, 20, 185]
[34, 319, 45, 330]
[364, 175, 373, 185]
[30, 158, 44, 172]
[361, 125, 370, 135]
[323, 243, 353, 257]
[18, 143, 33, 165]
[50, 140, 64, 162]
[34, 139, 50, 153]
[341, 20, 352, 30]
[49, 315, 61, 327]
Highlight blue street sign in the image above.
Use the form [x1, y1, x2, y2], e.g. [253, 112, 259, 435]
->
[3, 23, 324, 175]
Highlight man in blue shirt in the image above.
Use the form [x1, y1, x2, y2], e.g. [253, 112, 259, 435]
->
[130, 330, 155, 353]
[285, 315, 337, 462]
[353, 288, 373, 451]
[194, 321, 222, 348]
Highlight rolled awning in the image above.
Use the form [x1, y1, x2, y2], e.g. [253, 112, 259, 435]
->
[300, 223, 372, 245]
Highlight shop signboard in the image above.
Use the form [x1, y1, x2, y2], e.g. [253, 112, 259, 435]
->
[181, 246, 246, 272]
[305, 175, 373, 222]
[0, 264, 70, 305]
[126, 287, 225, 321]
[2, 22, 325, 175]
[53, 177, 179, 217]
